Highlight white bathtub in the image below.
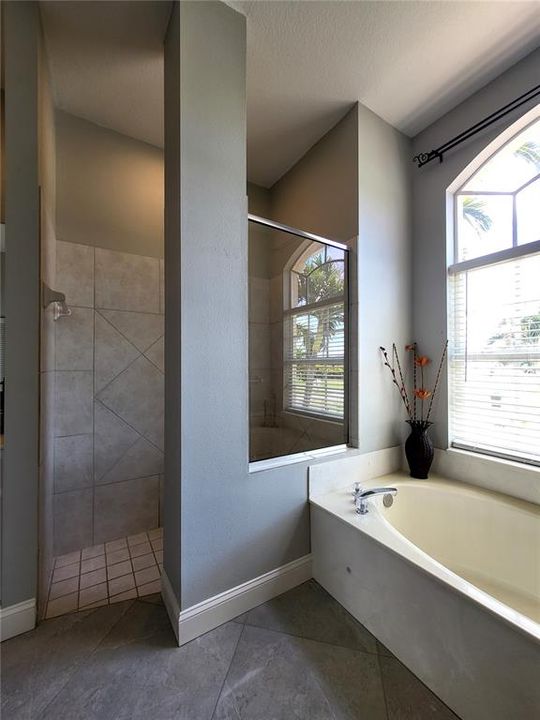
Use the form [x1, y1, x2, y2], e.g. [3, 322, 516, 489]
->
[310, 472, 540, 720]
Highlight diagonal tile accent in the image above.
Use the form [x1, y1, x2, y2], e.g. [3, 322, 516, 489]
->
[144, 336, 164, 373]
[38, 619, 241, 720]
[213, 624, 387, 719]
[98, 309, 164, 353]
[93, 401, 139, 481]
[1, 602, 130, 719]
[243, 579, 378, 654]
[97, 356, 164, 451]
[97, 436, 163, 486]
[94, 313, 140, 393]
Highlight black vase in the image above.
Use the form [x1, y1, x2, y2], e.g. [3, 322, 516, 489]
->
[405, 420, 434, 479]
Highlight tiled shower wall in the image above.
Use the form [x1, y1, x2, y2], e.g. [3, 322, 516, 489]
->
[53, 240, 164, 556]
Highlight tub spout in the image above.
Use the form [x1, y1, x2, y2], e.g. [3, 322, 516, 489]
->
[353, 485, 397, 515]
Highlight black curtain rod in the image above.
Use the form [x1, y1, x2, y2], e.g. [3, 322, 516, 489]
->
[413, 84, 540, 168]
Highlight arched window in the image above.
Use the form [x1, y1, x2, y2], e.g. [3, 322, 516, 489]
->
[284, 241, 346, 419]
[449, 113, 540, 465]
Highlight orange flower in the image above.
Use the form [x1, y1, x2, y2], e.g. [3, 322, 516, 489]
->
[415, 355, 431, 367]
[414, 389, 432, 400]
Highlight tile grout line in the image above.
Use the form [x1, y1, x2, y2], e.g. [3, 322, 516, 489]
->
[54, 471, 161, 496]
[94, 397, 164, 455]
[36, 597, 136, 719]
[209, 622, 246, 720]
[381, 654, 462, 720]
[48, 531, 163, 613]
[96, 308, 163, 356]
[92, 246, 96, 551]
[240, 619, 387, 660]
[376, 647, 391, 720]
[126, 531, 144, 599]
[77, 550, 82, 611]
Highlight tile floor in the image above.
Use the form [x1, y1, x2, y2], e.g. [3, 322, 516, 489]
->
[3, 579, 461, 720]
[45, 527, 163, 618]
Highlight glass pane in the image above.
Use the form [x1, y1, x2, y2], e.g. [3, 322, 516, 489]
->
[516, 178, 540, 246]
[456, 194, 513, 261]
[325, 245, 345, 262]
[450, 254, 540, 463]
[291, 271, 307, 307]
[288, 304, 344, 362]
[248, 220, 347, 462]
[306, 260, 344, 304]
[288, 363, 344, 419]
[461, 118, 540, 192]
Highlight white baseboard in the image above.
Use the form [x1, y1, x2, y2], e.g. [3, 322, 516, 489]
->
[161, 572, 182, 644]
[162, 554, 313, 646]
[0, 599, 36, 642]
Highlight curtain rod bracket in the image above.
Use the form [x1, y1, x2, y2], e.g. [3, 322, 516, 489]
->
[413, 84, 540, 169]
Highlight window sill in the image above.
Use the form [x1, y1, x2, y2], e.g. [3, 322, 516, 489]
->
[433, 446, 540, 505]
[249, 444, 348, 474]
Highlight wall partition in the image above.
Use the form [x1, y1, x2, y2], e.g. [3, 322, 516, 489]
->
[248, 214, 349, 463]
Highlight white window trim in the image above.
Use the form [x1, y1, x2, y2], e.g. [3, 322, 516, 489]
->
[447, 105, 540, 468]
[283, 250, 347, 421]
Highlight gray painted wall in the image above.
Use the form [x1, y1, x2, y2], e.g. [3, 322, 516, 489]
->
[169, 2, 413, 610]
[271, 107, 359, 243]
[56, 111, 164, 258]
[163, 1, 182, 602]
[412, 48, 540, 449]
[3, 1, 40, 607]
[357, 103, 413, 453]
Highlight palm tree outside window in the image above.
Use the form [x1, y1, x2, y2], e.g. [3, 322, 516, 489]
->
[449, 114, 540, 465]
[284, 242, 346, 419]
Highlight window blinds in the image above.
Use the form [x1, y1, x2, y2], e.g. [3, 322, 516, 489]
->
[284, 301, 345, 419]
[449, 253, 540, 465]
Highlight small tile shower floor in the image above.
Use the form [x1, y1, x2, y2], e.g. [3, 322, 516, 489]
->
[45, 527, 163, 618]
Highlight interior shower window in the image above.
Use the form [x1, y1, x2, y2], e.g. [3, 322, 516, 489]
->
[285, 243, 345, 419]
[449, 115, 540, 466]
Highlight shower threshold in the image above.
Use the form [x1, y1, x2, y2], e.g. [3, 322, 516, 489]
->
[45, 527, 163, 619]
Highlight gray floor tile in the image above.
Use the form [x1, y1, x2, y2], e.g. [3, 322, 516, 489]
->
[137, 592, 163, 606]
[231, 612, 248, 624]
[1, 602, 132, 720]
[98, 599, 171, 649]
[380, 655, 460, 719]
[213, 624, 387, 720]
[244, 580, 378, 653]
[377, 639, 395, 657]
[40, 620, 242, 720]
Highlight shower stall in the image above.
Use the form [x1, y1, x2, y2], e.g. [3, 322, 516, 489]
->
[248, 214, 349, 463]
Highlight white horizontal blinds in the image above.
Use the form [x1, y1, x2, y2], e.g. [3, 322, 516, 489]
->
[285, 240, 346, 419]
[449, 253, 540, 464]
[284, 301, 345, 418]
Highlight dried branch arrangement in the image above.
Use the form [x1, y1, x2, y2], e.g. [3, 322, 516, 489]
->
[380, 341, 448, 423]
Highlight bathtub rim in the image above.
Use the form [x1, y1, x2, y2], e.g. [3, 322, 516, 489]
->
[309, 473, 540, 643]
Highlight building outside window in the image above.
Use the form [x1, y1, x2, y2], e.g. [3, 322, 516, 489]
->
[449, 115, 540, 465]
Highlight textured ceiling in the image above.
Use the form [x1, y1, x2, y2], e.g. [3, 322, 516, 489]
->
[39, 1, 172, 148]
[40, 1, 540, 187]
[234, 1, 540, 186]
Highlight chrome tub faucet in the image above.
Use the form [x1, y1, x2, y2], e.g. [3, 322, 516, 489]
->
[353, 482, 397, 515]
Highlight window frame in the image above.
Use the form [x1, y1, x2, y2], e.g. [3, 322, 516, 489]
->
[448, 111, 540, 467]
[283, 239, 349, 423]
